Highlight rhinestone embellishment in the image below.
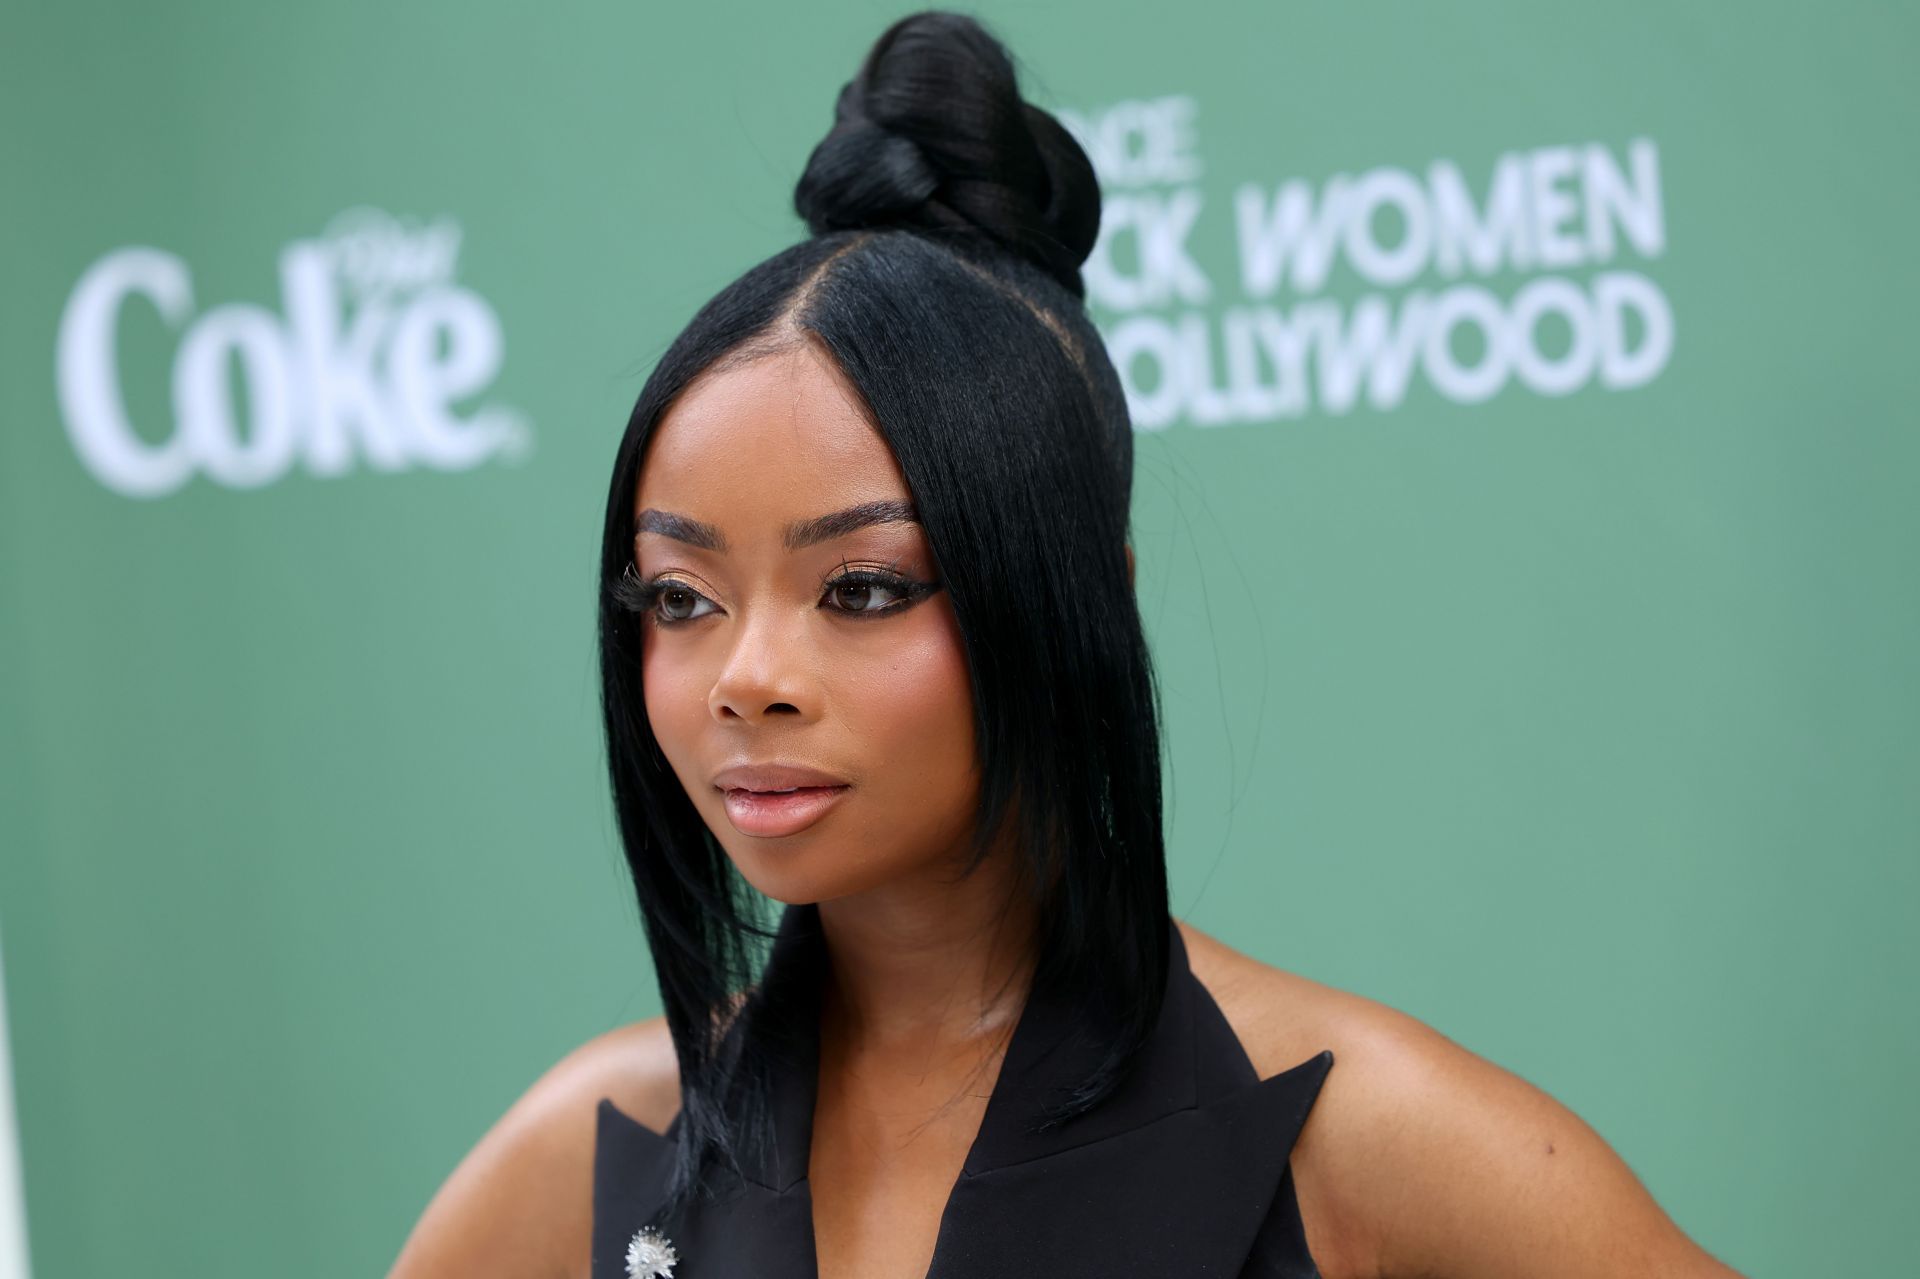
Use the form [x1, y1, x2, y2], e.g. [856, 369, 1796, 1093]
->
[624, 1225, 679, 1278]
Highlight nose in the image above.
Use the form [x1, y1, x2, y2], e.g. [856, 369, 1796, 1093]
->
[708, 605, 814, 724]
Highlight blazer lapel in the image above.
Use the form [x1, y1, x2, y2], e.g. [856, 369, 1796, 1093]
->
[592, 903, 827, 1279]
[924, 923, 1333, 1278]
[593, 1097, 820, 1277]
[591, 906, 1333, 1279]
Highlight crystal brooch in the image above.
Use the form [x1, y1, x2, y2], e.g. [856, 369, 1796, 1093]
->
[624, 1225, 679, 1278]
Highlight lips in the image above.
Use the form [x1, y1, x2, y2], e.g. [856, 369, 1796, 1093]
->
[712, 763, 851, 837]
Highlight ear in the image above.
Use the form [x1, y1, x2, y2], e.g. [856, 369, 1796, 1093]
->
[1124, 542, 1136, 590]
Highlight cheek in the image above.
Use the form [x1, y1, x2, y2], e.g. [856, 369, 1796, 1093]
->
[640, 632, 711, 774]
[850, 600, 978, 806]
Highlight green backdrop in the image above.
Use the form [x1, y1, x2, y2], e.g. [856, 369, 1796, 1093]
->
[3, 3, 1915, 1276]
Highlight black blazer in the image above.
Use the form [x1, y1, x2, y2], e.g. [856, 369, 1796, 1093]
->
[592, 905, 1335, 1278]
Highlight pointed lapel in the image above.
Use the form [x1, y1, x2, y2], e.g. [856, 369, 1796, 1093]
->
[593, 903, 826, 1279]
[591, 905, 1334, 1279]
[592, 1096, 819, 1277]
[924, 923, 1333, 1277]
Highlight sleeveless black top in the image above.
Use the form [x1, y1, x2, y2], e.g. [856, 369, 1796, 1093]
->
[591, 905, 1335, 1278]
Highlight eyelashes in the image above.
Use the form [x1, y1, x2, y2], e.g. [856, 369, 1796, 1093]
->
[612, 561, 941, 628]
[610, 564, 664, 617]
[614, 569, 713, 625]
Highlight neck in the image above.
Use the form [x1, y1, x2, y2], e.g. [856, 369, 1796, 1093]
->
[813, 839, 1039, 1058]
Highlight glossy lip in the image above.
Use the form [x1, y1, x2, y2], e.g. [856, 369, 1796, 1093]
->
[712, 762, 852, 838]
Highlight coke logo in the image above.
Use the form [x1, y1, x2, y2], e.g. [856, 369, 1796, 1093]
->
[56, 208, 530, 499]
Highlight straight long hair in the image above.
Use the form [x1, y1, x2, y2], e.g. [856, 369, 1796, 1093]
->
[595, 10, 1170, 1220]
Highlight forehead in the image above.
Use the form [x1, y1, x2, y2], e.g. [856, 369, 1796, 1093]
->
[635, 343, 911, 521]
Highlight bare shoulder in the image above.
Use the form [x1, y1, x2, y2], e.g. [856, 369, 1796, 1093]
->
[1176, 920, 1365, 1077]
[1178, 919, 1478, 1098]
[576, 1015, 685, 1134]
[386, 1017, 683, 1279]
[1175, 920, 1745, 1279]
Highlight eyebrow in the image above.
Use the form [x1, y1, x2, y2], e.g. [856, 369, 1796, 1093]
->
[633, 498, 920, 553]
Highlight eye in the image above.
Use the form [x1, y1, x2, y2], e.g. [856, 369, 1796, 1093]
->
[827, 581, 890, 613]
[822, 566, 940, 618]
[652, 581, 718, 623]
[613, 567, 719, 627]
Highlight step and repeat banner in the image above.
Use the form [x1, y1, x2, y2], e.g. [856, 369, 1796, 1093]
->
[3, 4, 1914, 1276]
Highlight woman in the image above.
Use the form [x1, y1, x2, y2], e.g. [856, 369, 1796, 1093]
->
[391, 12, 1743, 1279]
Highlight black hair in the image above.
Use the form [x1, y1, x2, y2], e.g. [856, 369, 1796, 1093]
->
[595, 9, 1168, 1217]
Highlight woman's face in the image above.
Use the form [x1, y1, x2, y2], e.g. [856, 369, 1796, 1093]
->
[630, 341, 982, 906]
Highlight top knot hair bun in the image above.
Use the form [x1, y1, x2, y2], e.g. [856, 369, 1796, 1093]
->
[793, 10, 1102, 299]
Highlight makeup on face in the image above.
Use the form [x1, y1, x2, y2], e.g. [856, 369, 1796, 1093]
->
[719, 784, 852, 837]
[624, 500, 942, 631]
[629, 345, 983, 902]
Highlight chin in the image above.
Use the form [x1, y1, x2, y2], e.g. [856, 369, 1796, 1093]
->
[714, 834, 920, 909]
[724, 863, 854, 909]
[708, 830, 844, 907]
